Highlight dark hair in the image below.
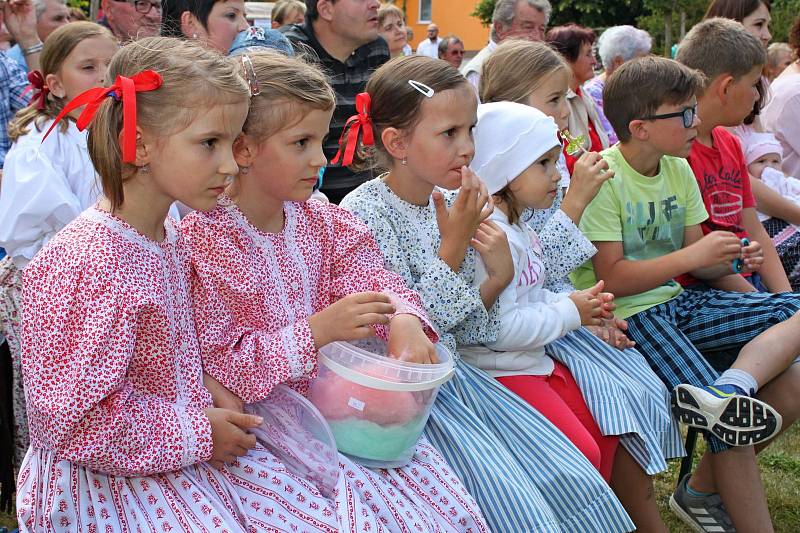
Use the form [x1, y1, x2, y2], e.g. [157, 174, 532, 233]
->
[603, 56, 706, 143]
[340, 54, 471, 170]
[161, 0, 216, 38]
[790, 16, 800, 56]
[545, 23, 596, 63]
[703, 0, 770, 22]
[305, 0, 332, 22]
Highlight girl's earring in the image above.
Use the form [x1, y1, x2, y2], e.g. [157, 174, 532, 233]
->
[401, 157, 407, 166]
[240, 166, 250, 175]
[192, 33, 198, 39]
[139, 164, 150, 173]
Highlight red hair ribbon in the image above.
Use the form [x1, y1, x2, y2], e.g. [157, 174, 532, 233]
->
[26, 71, 49, 110]
[42, 70, 163, 163]
[331, 92, 374, 167]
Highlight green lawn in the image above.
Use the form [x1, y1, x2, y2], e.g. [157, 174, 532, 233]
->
[2, 425, 798, 530]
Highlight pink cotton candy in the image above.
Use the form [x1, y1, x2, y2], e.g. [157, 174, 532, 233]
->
[312, 365, 422, 425]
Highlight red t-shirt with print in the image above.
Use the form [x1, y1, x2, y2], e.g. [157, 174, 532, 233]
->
[679, 127, 755, 285]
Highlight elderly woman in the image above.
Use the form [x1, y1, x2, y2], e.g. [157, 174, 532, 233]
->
[378, 3, 407, 58]
[546, 23, 607, 173]
[584, 25, 651, 144]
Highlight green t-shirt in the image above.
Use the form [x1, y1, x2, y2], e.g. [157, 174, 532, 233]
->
[570, 145, 709, 318]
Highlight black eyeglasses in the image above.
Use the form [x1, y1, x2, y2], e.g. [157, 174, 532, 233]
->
[639, 105, 697, 129]
[113, 0, 162, 14]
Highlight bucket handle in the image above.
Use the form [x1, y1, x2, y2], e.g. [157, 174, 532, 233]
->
[318, 352, 455, 392]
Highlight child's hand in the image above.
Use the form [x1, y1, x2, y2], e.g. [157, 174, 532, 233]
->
[434, 166, 492, 250]
[309, 292, 396, 348]
[204, 408, 261, 468]
[587, 317, 636, 350]
[741, 239, 764, 273]
[597, 291, 616, 319]
[387, 314, 438, 364]
[691, 231, 743, 269]
[564, 152, 615, 210]
[203, 373, 243, 413]
[472, 220, 514, 289]
[568, 280, 605, 326]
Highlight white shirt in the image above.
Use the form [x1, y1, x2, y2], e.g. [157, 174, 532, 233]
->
[460, 209, 581, 377]
[416, 37, 442, 58]
[0, 119, 101, 268]
[461, 40, 497, 89]
[0, 118, 181, 268]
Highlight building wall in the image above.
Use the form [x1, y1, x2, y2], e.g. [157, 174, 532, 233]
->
[401, 0, 490, 52]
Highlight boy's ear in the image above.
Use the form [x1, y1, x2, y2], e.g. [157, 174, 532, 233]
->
[233, 134, 256, 168]
[714, 74, 736, 104]
[381, 127, 407, 162]
[627, 119, 650, 142]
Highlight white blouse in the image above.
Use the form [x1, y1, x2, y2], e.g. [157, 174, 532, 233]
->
[0, 119, 100, 268]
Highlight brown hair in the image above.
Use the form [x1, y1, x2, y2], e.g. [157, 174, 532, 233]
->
[272, 0, 306, 25]
[603, 56, 706, 143]
[545, 23, 596, 63]
[479, 39, 570, 104]
[703, 0, 769, 22]
[87, 36, 249, 209]
[8, 22, 116, 142]
[676, 17, 766, 83]
[790, 16, 800, 56]
[340, 54, 470, 170]
[237, 49, 335, 141]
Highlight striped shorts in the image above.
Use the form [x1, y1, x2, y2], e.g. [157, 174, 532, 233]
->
[625, 288, 800, 453]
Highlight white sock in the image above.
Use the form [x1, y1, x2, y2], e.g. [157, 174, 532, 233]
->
[714, 369, 758, 396]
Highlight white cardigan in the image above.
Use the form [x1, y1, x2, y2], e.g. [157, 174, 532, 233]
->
[460, 209, 581, 377]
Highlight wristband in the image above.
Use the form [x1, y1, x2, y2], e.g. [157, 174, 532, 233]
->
[22, 41, 44, 56]
[732, 237, 751, 273]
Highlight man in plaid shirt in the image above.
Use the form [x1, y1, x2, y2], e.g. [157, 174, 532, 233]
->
[281, 0, 389, 204]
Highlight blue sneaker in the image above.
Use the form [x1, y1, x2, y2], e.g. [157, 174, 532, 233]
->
[672, 384, 782, 446]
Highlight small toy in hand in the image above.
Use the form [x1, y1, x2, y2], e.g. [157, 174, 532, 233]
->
[561, 129, 587, 156]
[732, 237, 751, 273]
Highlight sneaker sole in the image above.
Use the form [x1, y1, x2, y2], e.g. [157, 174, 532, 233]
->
[672, 384, 782, 446]
[669, 493, 724, 533]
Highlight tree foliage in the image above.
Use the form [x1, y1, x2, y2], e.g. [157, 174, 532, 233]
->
[470, 0, 800, 54]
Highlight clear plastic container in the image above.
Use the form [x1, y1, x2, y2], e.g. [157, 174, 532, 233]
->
[307, 338, 455, 468]
[246, 384, 339, 497]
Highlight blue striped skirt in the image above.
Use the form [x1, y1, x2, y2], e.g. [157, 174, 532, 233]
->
[423, 360, 633, 533]
[546, 327, 685, 475]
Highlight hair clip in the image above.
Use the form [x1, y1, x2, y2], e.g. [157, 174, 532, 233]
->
[241, 55, 260, 96]
[408, 79, 434, 98]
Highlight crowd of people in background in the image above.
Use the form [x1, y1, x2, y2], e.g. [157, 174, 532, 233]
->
[2, 0, 800, 532]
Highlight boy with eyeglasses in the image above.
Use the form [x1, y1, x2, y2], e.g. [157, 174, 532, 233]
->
[571, 53, 800, 533]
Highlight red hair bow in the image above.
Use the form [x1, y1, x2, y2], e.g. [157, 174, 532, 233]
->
[331, 92, 374, 167]
[26, 71, 49, 110]
[42, 70, 163, 163]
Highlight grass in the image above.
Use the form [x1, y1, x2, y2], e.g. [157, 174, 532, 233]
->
[1, 425, 798, 530]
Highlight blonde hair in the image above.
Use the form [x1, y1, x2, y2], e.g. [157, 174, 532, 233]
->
[8, 22, 116, 142]
[272, 0, 305, 25]
[88, 37, 249, 210]
[479, 39, 570, 104]
[768, 42, 793, 68]
[378, 3, 404, 26]
[236, 50, 335, 142]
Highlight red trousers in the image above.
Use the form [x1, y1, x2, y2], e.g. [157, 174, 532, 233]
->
[497, 361, 619, 481]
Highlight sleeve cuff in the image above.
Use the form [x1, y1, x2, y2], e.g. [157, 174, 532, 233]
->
[553, 297, 582, 332]
[178, 404, 215, 466]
